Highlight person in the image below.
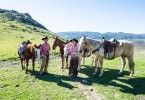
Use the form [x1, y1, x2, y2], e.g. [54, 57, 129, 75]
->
[101, 37, 110, 58]
[40, 36, 51, 75]
[69, 39, 79, 78]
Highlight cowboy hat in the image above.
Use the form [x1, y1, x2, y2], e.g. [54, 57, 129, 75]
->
[72, 39, 78, 43]
[42, 36, 48, 40]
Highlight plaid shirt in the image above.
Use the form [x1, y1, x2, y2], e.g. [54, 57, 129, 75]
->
[70, 44, 79, 57]
[40, 42, 50, 56]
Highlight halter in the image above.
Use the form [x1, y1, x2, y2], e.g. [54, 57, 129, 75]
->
[83, 38, 102, 53]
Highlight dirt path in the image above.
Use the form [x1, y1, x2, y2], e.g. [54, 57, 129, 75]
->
[0, 56, 59, 69]
[76, 81, 106, 100]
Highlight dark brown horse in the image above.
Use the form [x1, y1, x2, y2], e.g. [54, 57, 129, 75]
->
[18, 43, 36, 74]
[52, 37, 68, 69]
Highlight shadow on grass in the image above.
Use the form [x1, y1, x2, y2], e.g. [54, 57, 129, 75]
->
[29, 70, 77, 90]
[79, 65, 145, 95]
[28, 65, 145, 95]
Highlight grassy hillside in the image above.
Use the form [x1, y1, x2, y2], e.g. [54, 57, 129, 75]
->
[0, 8, 47, 30]
[0, 9, 56, 61]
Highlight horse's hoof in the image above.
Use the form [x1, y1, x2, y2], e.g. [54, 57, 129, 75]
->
[93, 73, 96, 76]
[26, 69, 28, 74]
[99, 74, 103, 77]
[118, 72, 123, 75]
[77, 67, 81, 71]
[129, 74, 133, 77]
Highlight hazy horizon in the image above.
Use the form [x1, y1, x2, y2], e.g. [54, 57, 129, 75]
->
[0, 0, 145, 34]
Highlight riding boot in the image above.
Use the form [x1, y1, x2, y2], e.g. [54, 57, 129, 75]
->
[44, 65, 48, 74]
[44, 55, 49, 74]
[40, 57, 46, 75]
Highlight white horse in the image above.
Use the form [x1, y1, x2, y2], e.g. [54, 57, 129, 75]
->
[78, 36, 135, 77]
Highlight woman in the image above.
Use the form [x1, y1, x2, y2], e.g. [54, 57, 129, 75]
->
[40, 36, 51, 75]
[69, 39, 79, 78]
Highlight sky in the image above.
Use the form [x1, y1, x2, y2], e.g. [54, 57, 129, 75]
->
[0, 0, 145, 34]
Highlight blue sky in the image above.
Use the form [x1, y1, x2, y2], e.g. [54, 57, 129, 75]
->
[0, 0, 145, 33]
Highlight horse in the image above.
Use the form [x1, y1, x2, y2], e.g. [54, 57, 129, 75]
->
[18, 43, 36, 74]
[52, 37, 68, 69]
[78, 36, 135, 77]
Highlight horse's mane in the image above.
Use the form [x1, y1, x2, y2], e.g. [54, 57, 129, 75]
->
[56, 37, 67, 44]
[85, 37, 101, 44]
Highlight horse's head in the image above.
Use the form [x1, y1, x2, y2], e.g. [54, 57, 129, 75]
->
[78, 36, 87, 53]
[63, 44, 70, 58]
[52, 36, 59, 50]
[34, 44, 41, 49]
[34, 44, 41, 59]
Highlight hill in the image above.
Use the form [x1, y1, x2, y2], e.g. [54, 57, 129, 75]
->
[57, 32, 145, 44]
[0, 8, 55, 61]
[0, 8, 47, 30]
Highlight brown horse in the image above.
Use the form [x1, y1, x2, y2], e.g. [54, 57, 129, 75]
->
[52, 37, 68, 69]
[18, 43, 36, 74]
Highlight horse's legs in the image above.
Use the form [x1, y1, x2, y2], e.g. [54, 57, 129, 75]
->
[119, 56, 126, 75]
[127, 56, 135, 76]
[66, 55, 69, 68]
[90, 56, 95, 68]
[99, 59, 103, 77]
[26, 59, 29, 74]
[32, 57, 35, 72]
[93, 59, 99, 75]
[82, 57, 85, 65]
[21, 59, 24, 70]
[61, 55, 64, 69]
[77, 56, 82, 71]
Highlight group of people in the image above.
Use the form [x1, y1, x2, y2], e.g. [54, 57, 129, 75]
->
[40, 37, 80, 78]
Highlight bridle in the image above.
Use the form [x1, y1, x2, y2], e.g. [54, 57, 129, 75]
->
[82, 38, 102, 53]
[53, 38, 59, 50]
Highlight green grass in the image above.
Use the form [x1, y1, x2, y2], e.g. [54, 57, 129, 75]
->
[0, 46, 145, 100]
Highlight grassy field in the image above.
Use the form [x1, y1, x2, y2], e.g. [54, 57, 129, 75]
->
[0, 45, 145, 100]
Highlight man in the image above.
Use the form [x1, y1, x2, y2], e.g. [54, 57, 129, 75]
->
[40, 36, 51, 75]
[69, 39, 79, 78]
[101, 37, 111, 58]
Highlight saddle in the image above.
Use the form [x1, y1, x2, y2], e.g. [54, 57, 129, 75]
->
[19, 41, 32, 58]
[104, 38, 120, 53]
[103, 38, 121, 59]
